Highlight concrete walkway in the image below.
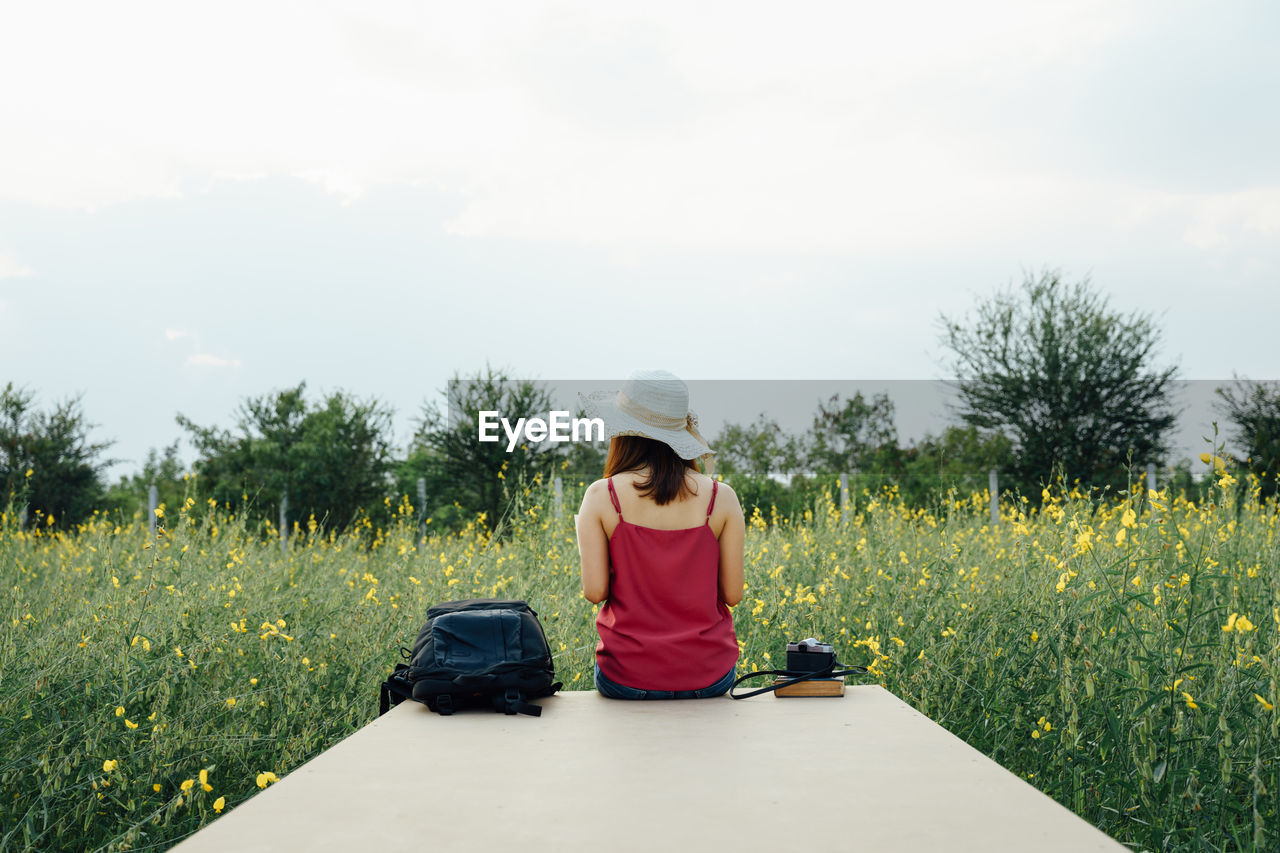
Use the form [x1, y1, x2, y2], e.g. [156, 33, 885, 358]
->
[173, 686, 1125, 852]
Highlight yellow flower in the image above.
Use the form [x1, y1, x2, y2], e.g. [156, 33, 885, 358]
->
[124, 719, 138, 729]
[1031, 730, 1040, 739]
[213, 796, 226, 813]
[1256, 694, 1275, 712]
[249, 677, 258, 686]
[180, 779, 194, 793]
[1221, 612, 1254, 632]
[102, 759, 117, 772]
[1181, 691, 1198, 710]
[154, 505, 164, 519]
[153, 784, 162, 793]
[1120, 507, 1137, 528]
[200, 768, 212, 792]
[226, 698, 237, 708]
[25, 468, 33, 478]
[1030, 631, 1039, 643]
[115, 706, 125, 717]
[256, 771, 279, 789]
[1200, 452, 1228, 471]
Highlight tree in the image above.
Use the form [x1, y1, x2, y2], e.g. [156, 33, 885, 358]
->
[939, 270, 1178, 498]
[897, 425, 1014, 505]
[0, 383, 114, 528]
[712, 414, 803, 481]
[1215, 377, 1280, 500]
[407, 367, 562, 531]
[803, 391, 898, 478]
[178, 383, 395, 531]
[105, 441, 192, 521]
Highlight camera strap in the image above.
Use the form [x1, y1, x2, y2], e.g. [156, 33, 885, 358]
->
[728, 661, 868, 699]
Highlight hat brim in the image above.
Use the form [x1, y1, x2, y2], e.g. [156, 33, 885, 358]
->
[578, 390, 713, 461]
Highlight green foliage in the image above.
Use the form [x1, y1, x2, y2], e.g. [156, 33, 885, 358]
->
[1216, 377, 1280, 500]
[177, 383, 395, 532]
[0, 382, 113, 528]
[2, 475, 1275, 851]
[806, 391, 897, 476]
[104, 441, 192, 522]
[719, 471, 838, 522]
[893, 425, 1015, 504]
[712, 401, 1015, 516]
[713, 413, 803, 480]
[405, 366, 584, 533]
[939, 270, 1178, 499]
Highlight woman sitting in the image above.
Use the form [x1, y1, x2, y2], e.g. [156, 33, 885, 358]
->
[576, 369, 745, 699]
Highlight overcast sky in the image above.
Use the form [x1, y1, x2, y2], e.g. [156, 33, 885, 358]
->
[2, 1, 1278, 479]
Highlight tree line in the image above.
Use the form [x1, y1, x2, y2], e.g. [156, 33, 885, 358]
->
[4, 271, 1278, 532]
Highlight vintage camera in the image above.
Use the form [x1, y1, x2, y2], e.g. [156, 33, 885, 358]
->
[785, 637, 836, 673]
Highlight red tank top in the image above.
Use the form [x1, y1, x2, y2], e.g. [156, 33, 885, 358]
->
[594, 477, 739, 691]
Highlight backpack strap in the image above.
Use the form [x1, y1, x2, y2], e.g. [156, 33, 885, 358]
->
[607, 477, 623, 519]
[496, 687, 543, 717]
[705, 480, 718, 525]
[379, 664, 415, 716]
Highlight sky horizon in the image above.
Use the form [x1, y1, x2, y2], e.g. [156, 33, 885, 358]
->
[3, 1, 1277, 480]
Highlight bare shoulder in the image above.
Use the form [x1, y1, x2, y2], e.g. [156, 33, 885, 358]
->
[580, 478, 612, 510]
[709, 477, 742, 511]
[692, 473, 741, 510]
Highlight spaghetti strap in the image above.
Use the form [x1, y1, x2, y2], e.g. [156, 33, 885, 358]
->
[705, 480, 718, 522]
[606, 477, 623, 519]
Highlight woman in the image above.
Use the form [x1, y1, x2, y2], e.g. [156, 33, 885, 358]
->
[576, 369, 746, 699]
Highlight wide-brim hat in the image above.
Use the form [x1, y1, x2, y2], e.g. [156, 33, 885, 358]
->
[578, 369, 715, 471]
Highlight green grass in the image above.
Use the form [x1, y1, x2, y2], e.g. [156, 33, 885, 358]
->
[1, 476, 1277, 852]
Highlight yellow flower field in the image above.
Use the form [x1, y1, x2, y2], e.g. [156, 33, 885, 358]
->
[1, 475, 1276, 852]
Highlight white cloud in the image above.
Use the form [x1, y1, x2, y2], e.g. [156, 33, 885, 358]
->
[164, 329, 189, 342]
[0, 0, 1153, 250]
[186, 353, 243, 368]
[0, 249, 33, 279]
[1180, 188, 1280, 251]
[1105, 186, 1280, 253]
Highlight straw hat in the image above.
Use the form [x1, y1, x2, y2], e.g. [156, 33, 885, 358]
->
[578, 369, 714, 471]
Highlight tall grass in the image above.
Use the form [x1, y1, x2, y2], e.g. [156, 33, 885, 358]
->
[1, 471, 1276, 852]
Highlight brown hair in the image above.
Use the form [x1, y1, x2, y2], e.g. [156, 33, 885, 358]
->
[603, 435, 697, 506]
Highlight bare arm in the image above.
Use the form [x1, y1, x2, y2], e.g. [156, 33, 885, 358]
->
[577, 480, 611, 604]
[715, 484, 746, 606]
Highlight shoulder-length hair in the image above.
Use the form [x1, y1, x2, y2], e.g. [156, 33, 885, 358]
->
[603, 435, 697, 506]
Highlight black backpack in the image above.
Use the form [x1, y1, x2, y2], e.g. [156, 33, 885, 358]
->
[379, 599, 561, 717]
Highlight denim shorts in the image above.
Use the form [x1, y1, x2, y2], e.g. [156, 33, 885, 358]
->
[593, 663, 737, 700]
